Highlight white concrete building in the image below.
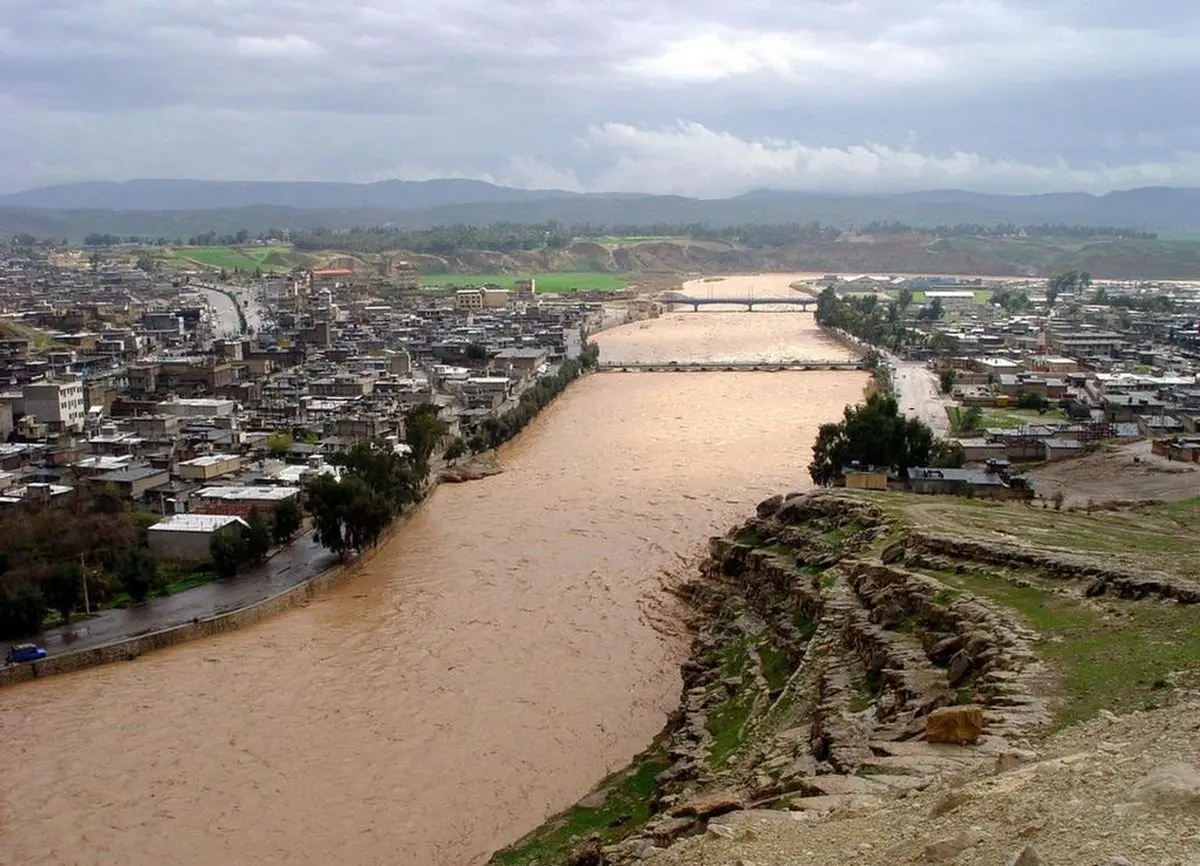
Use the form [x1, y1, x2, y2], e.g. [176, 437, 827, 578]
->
[22, 377, 85, 433]
[147, 514, 249, 561]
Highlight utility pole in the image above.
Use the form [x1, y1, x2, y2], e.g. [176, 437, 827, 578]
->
[80, 553, 90, 616]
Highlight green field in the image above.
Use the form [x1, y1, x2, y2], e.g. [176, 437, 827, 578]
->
[420, 272, 629, 292]
[947, 405, 1067, 432]
[167, 245, 313, 273]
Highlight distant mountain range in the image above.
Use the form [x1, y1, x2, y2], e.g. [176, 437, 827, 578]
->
[2, 179, 1200, 239]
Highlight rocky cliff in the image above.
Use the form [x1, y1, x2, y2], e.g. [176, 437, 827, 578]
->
[492, 490, 1199, 866]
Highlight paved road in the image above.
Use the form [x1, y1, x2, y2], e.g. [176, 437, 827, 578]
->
[195, 284, 269, 338]
[36, 533, 336, 657]
[888, 357, 950, 436]
[196, 286, 243, 338]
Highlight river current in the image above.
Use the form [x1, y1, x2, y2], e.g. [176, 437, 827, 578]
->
[0, 274, 865, 865]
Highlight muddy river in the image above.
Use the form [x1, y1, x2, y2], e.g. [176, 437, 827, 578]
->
[0, 274, 865, 866]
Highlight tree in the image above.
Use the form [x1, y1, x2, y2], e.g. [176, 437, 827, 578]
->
[1015, 392, 1050, 412]
[272, 497, 302, 544]
[465, 342, 489, 362]
[957, 405, 984, 433]
[0, 580, 46, 639]
[116, 548, 160, 603]
[340, 439, 421, 509]
[305, 474, 351, 559]
[305, 474, 393, 559]
[210, 529, 247, 578]
[809, 393, 959, 486]
[444, 437, 468, 462]
[403, 404, 449, 478]
[241, 508, 272, 567]
[266, 431, 293, 457]
[44, 561, 83, 625]
[939, 369, 957, 394]
[917, 298, 945, 321]
[897, 287, 914, 312]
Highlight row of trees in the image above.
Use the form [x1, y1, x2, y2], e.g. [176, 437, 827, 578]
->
[808, 393, 964, 485]
[859, 222, 1155, 240]
[462, 347, 599, 455]
[814, 286, 912, 352]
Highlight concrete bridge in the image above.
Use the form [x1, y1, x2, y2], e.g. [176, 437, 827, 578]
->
[597, 360, 865, 373]
[657, 293, 816, 311]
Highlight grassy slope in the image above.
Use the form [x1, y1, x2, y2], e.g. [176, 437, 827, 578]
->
[886, 493, 1200, 723]
[166, 245, 314, 273]
[0, 319, 64, 350]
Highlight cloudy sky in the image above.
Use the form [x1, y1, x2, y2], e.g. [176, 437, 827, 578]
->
[3, 0, 1199, 196]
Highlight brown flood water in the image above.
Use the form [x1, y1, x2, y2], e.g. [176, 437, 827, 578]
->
[0, 277, 864, 866]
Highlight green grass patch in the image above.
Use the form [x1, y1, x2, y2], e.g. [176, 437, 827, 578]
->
[168, 245, 302, 273]
[947, 404, 1066, 432]
[489, 748, 670, 865]
[792, 610, 818, 641]
[720, 635, 751, 678]
[420, 272, 629, 292]
[734, 529, 762, 546]
[758, 642, 794, 692]
[848, 678, 874, 713]
[762, 544, 796, 563]
[821, 521, 864, 545]
[707, 695, 753, 766]
[938, 569, 1200, 727]
[902, 494, 1200, 578]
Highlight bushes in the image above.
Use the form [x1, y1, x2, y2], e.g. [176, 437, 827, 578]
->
[116, 548, 161, 603]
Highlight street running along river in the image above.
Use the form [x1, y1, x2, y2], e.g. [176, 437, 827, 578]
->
[0, 275, 866, 866]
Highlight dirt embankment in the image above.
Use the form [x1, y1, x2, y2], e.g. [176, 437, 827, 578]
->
[1025, 440, 1199, 509]
[391, 236, 1200, 280]
[493, 491, 1199, 866]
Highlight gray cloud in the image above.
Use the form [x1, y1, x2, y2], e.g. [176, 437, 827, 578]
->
[1, 0, 1199, 194]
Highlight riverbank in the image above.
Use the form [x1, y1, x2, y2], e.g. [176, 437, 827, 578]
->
[490, 489, 1199, 864]
[0, 364, 598, 687]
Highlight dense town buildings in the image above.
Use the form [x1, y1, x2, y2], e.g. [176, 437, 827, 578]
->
[0, 253, 608, 546]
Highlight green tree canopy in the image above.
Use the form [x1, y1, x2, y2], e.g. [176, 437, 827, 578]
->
[266, 431, 293, 457]
[210, 529, 248, 578]
[241, 508, 272, 567]
[117, 548, 160, 603]
[272, 497, 303, 544]
[404, 404, 449, 477]
[809, 393, 963, 486]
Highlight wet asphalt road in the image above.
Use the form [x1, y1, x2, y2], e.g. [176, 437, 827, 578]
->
[36, 532, 336, 657]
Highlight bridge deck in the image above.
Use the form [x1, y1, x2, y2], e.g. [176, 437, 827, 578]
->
[597, 360, 864, 372]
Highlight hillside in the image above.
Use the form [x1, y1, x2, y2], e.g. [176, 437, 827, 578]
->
[491, 491, 1199, 865]
[3, 182, 1200, 237]
[386, 236, 1200, 280]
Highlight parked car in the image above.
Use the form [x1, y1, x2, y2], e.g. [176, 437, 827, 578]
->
[5, 643, 46, 664]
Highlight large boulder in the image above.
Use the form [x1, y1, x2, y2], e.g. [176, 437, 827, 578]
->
[1120, 762, 1200, 815]
[924, 705, 985, 745]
